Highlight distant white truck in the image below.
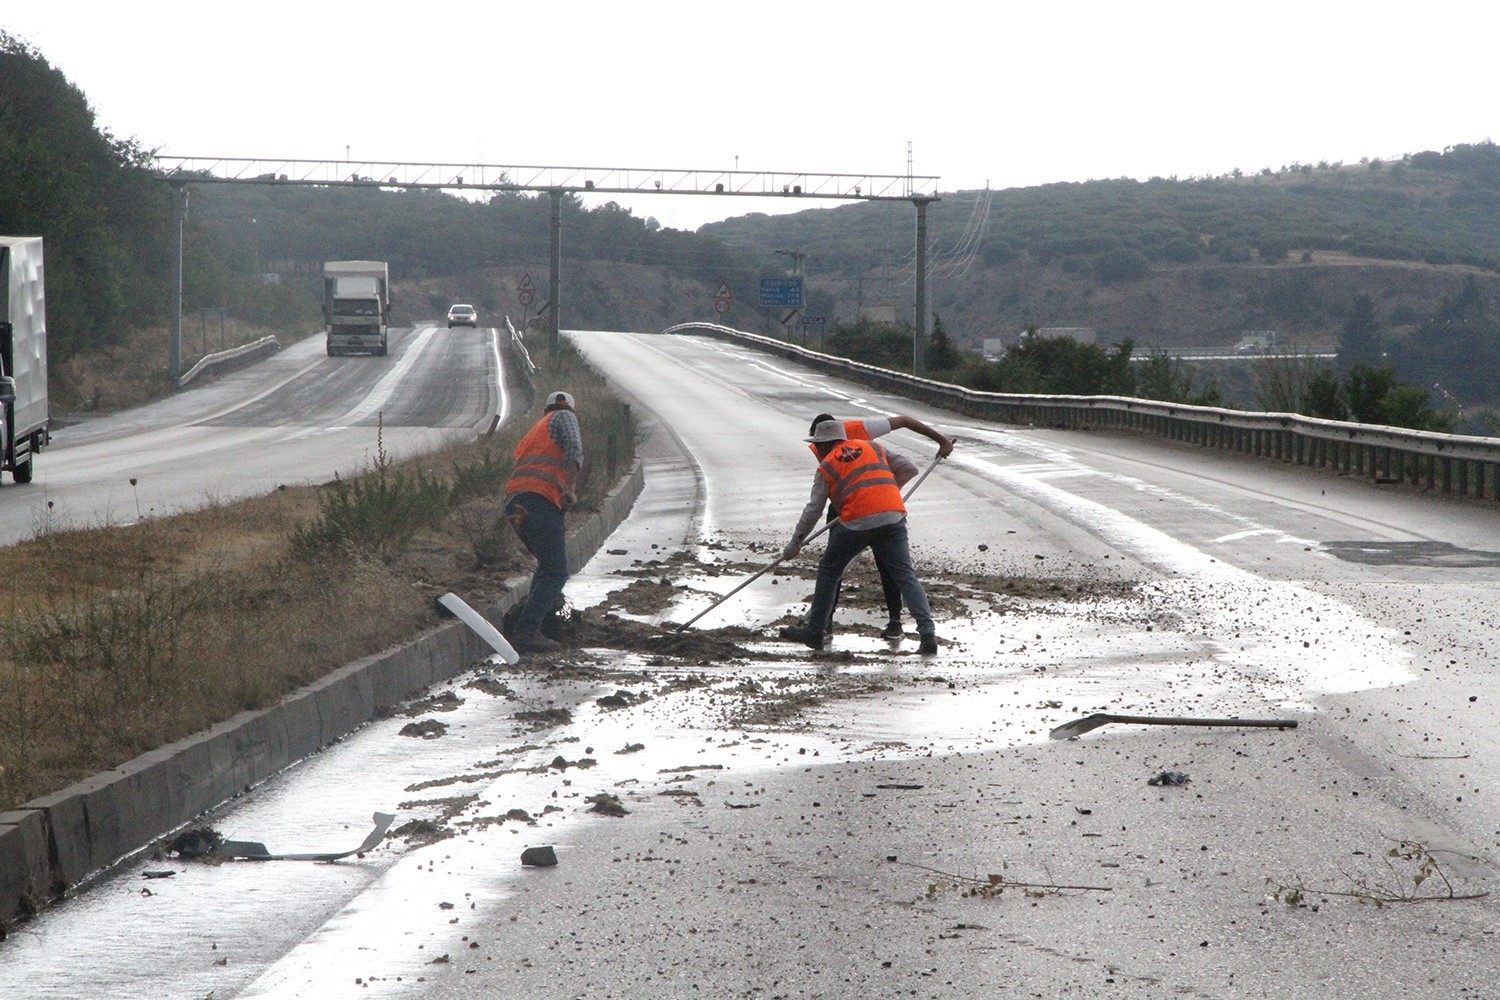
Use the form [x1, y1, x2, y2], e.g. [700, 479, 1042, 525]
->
[0, 236, 49, 484]
[323, 260, 391, 356]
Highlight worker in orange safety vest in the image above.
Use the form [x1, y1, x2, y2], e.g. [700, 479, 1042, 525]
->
[778, 419, 939, 655]
[782, 410, 954, 641]
[503, 390, 584, 654]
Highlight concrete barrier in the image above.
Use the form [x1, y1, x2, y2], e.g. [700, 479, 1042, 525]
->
[0, 459, 645, 927]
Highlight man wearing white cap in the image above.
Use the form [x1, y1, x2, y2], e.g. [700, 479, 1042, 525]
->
[503, 390, 584, 653]
[779, 418, 939, 655]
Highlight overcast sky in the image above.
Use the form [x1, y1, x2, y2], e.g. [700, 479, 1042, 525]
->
[7, 2, 1497, 231]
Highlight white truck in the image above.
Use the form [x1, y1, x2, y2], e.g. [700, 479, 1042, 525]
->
[0, 236, 49, 484]
[323, 260, 391, 356]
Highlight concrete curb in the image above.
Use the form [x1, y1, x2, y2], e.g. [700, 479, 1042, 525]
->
[0, 459, 645, 925]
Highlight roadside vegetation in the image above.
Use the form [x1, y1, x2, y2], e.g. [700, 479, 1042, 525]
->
[0, 339, 636, 812]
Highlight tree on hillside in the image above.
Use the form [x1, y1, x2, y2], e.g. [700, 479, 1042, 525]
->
[823, 317, 912, 370]
[1337, 294, 1384, 373]
[995, 331, 1135, 395]
[926, 314, 961, 373]
[0, 31, 174, 359]
[1134, 351, 1222, 406]
[1387, 274, 1500, 405]
[1346, 362, 1453, 431]
[1252, 352, 1323, 413]
[1301, 367, 1349, 420]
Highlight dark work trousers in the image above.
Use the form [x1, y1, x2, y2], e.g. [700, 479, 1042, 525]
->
[505, 492, 568, 637]
[816, 508, 904, 626]
[806, 519, 934, 638]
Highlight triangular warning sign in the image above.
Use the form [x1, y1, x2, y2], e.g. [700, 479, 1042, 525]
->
[715, 282, 732, 299]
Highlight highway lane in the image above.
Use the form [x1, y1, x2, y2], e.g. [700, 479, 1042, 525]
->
[3, 329, 1497, 997]
[0, 324, 502, 547]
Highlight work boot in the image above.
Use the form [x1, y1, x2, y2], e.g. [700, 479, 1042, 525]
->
[513, 632, 561, 654]
[880, 619, 904, 639]
[917, 634, 939, 656]
[778, 623, 827, 651]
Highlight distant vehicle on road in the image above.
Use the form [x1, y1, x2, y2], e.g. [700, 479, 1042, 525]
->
[447, 304, 478, 328]
[323, 260, 391, 356]
[0, 235, 49, 483]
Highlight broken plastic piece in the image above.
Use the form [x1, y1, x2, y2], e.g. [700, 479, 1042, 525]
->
[217, 811, 396, 861]
[1048, 713, 1299, 740]
[438, 592, 520, 665]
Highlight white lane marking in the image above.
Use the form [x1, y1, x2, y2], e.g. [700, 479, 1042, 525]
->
[334, 326, 439, 426]
[946, 431, 1414, 704]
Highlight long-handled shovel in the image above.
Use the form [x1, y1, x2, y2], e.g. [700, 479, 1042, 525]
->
[673, 451, 945, 632]
[1049, 713, 1299, 740]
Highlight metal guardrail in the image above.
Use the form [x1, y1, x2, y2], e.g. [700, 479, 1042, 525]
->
[665, 322, 1500, 503]
[177, 336, 281, 388]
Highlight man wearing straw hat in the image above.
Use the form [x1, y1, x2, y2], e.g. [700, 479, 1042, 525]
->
[778, 418, 940, 656]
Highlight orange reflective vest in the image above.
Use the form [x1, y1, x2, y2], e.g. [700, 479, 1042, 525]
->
[505, 412, 573, 507]
[817, 440, 905, 522]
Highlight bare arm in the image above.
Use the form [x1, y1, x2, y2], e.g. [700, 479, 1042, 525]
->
[889, 414, 955, 457]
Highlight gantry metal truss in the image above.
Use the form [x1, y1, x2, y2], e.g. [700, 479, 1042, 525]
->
[152, 156, 940, 204]
[152, 156, 942, 380]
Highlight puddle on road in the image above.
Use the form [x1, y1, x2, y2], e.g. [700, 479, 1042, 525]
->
[1322, 540, 1500, 567]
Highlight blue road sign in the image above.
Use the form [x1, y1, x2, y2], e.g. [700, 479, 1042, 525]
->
[759, 277, 804, 308]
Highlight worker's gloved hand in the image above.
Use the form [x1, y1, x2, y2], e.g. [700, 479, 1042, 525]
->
[938, 435, 956, 458]
[781, 542, 800, 561]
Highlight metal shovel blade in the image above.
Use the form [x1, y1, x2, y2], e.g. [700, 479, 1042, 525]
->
[1049, 713, 1299, 741]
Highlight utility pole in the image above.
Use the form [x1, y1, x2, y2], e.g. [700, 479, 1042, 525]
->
[169, 180, 188, 386]
[548, 189, 562, 362]
[913, 196, 933, 376]
[774, 247, 806, 341]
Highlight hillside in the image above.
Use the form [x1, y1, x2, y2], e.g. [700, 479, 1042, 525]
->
[6, 29, 1500, 415]
[705, 146, 1500, 358]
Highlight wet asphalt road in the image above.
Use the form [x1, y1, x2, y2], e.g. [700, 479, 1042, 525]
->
[2, 330, 1497, 999]
[0, 324, 503, 548]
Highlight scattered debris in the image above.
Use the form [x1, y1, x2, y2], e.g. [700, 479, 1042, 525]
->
[215, 811, 396, 861]
[586, 793, 629, 817]
[1147, 771, 1192, 786]
[516, 708, 573, 729]
[520, 846, 558, 867]
[1050, 713, 1300, 740]
[596, 689, 645, 710]
[400, 719, 448, 739]
[616, 743, 646, 754]
[398, 691, 463, 717]
[464, 675, 515, 698]
[1269, 839, 1489, 906]
[548, 755, 597, 771]
[897, 859, 1111, 898]
[167, 827, 223, 860]
[141, 870, 176, 879]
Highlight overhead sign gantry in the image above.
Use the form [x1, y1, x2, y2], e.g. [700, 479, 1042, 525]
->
[151, 156, 942, 377]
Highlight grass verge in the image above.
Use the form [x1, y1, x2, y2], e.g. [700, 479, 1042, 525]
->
[0, 338, 636, 811]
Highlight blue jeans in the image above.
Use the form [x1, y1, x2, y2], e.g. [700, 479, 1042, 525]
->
[505, 492, 569, 636]
[807, 519, 934, 637]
